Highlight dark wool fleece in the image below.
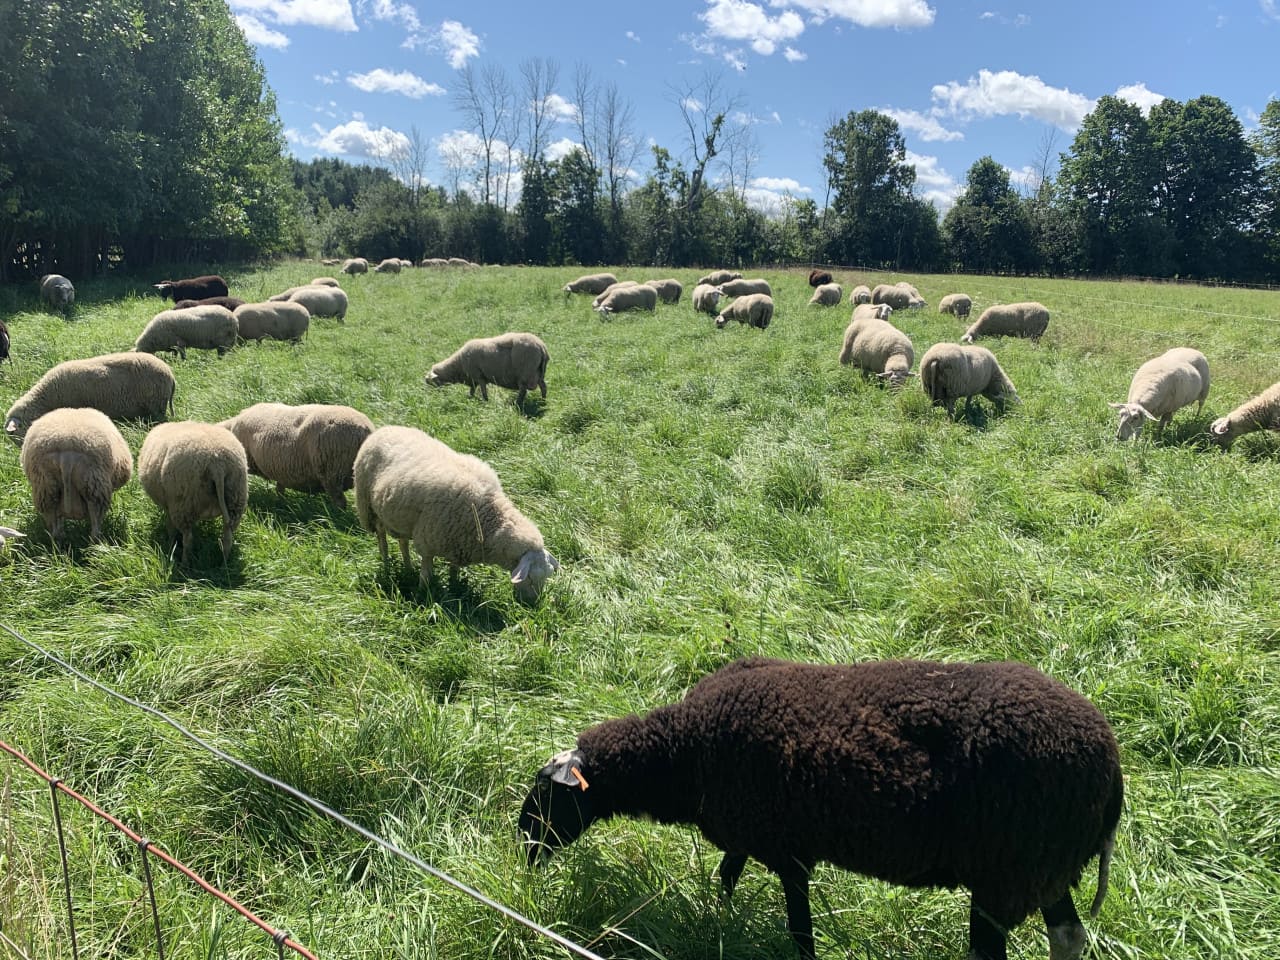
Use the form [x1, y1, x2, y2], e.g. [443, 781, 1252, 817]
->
[808, 269, 833, 287]
[159, 275, 229, 301]
[575, 657, 1122, 928]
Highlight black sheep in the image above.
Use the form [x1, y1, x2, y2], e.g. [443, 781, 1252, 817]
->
[0, 320, 9, 362]
[520, 657, 1122, 960]
[153, 275, 229, 302]
[173, 296, 246, 311]
[808, 269, 833, 287]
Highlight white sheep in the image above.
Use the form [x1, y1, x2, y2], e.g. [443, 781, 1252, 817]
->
[353, 425, 559, 602]
[718, 278, 772, 298]
[374, 258, 402, 274]
[20, 408, 132, 544]
[138, 421, 248, 564]
[39, 274, 75, 316]
[851, 302, 894, 322]
[591, 281, 641, 310]
[808, 283, 842, 307]
[697, 270, 741, 286]
[850, 284, 872, 304]
[5, 352, 176, 442]
[287, 285, 348, 322]
[716, 293, 774, 329]
[341, 258, 369, 275]
[838, 314, 914, 386]
[422, 258, 448, 268]
[1109, 348, 1210, 441]
[643, 278, 683, 304]
[691, 284, 723, 315]
[135, 305, 237, 358]
[398, 259, 414, 269]
[871, 284, 925, 311]
[938, 293, 973, 319]
[310, 277, 341, 288]
[962, 302, 1050, 342]
[233, 301, 310, 343]
[219, 403, 374, 508]
[1209, 381, 1280, 449]
[447, 257, 475, 267]
[425, 332, 549, 404]
[920, 342, 1018, 418]
[595, 283, 657, 315]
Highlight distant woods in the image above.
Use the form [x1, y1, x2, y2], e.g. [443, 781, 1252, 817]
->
[3, 1, 1278, 284]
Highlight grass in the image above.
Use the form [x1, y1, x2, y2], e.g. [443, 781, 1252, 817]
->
[1, 264, 1279, 959]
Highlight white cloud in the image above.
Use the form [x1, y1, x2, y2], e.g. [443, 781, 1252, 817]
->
[229, 0, 357, 32]
[724, 50, 748, 71]
[931, 69, 1094, 131]
[744, 176, 812, 215]
[683, 97, 705, 113]
[1114, 82, 1165, 115]
[880, 107, 963, 142]
[783, 46, 807, 61]
[546, 138, 581, 162]
[774, 0, 935, 29]
[361, 0, 419, 31]
[315, 71, 338, 84]
[752, 176, 810, 192]
[543, 93, 578, 122]
[979, 10, 995, 17]
[626, 29, 641, 41]
[1263, 0, 1278, 20]
[700, 0, 805, 51]
[1013, 13, 1030, 26]
[734, 110, 782, 125]
[906, 150, 961, 212]
[236, 13, 290, 46]
[347, 68, 444, 98]
[301, 119, 411, 158]
[1004, 163, 1040, 193]
[434, 19, 480, 68]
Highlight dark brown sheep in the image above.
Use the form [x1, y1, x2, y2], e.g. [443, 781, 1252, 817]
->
[520, 657, 1122, 960]
[0, 320, 9, 362]
[153, 275, 229, 302]
[807, 269, 832, 287]
[173, 296, 246, 311]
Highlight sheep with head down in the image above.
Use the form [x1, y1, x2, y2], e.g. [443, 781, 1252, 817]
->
[595, 283, 657, 315]
[135, 305, 237, 359]
[425, 332, 549, 404]
[839, 309, 913, 385]
[808, 283, 842, 307]
[563, 273, 619, 295]
[716, 293, 773, 329]
[920, 342, 1018, 419]
[962, 302, 1049, 343]
[1109, 348, 1209, 441]
[1209, 381, 1280, 449]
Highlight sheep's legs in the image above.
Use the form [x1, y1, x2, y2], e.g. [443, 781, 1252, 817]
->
[1041, 894, 1086, 960]
[967, 900, 1014, 960]
[718, 853, 747, 898]
[376, 526, 389, 560]
[778, 867, 814, 960]
[517, 386, 528, 405]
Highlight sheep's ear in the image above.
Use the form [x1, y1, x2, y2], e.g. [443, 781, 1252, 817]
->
[1136, 404, 1158, 421]
[4, 418, 18, 436]
[512, 552, 533, 585]
[539, 748, 589, 790]
[1107, 402, 1126, 410]
[1210, 419, 1229, 435]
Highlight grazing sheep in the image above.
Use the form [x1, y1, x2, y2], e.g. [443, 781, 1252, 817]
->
[1109, 348, 1210, 441]
[374, 258, 402, 274]
[426, 333, 549, 404]
[321, 258, 342, 267]
[310, 277, 341, 287]
[716, 293, 774, 330]
[851, 302, 893, 322]
[1209, 381, 1280, 449]
[838, 313, 914, 385]
[353, 425, 559, 601]
[894, 280, 923, 298]
[718, 278, 772, 298]
[5, 352, 176, 442]
[153, 275, 229, 302]
[233, 301, 310, 344]
[850, 284, 872, 304]
[691, 284, 723, 315]
[20, 408, 132, 544]
[595, 283, 657, 315]
[287, 285, 348, 322]
[135, 305, 237, 359]
[962, 302, 1050, 343]
[808, 283, 842, 307]
[920, 342, 1018, 418]
[807, 269, 833, 287]
[398, 259, 414, 269]
[173, 296, 246, 311]
[870, 284, 925, 311]
[520, 657, 1122, 960]
[0, 526, 24, 550]
[938, 293, 972, 319]
[591, 281, 641, 310]
[341, 258, 369, 275]
[422, 258, 448, 268]
[563, 273, 619, 295]
[643, 278, 683, 304]
[220, 402, 373, 508]
[447, 257, 476, 267]
[0, 320, 9, 362]
[138, 421, 248, 564]
[39, 274, 75, 315]
[697, 270, 741, 286]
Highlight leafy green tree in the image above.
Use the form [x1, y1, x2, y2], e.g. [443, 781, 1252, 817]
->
[551, 148, 605, 265]
[942, 157, 1034, 273]
[1252, 98, 1280, 278]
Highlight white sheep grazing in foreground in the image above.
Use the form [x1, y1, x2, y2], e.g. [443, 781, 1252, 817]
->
[39, 274, 75, 315]
[5, 352, 176, 442]
[718, 278, 772, 298]
[716, 293, 774, 329]
[920, 342, 1018, 419]
[595, 283, 657, 315]
[341, 258, 369, 275]
[963, 302, 1050, 342]
[563, 273, 619, 295]
[1109, 348, 1210, 441]
[220, 403, 374, 508]
[310, 277, 340, 288]
[287, 285, 348, 322]
[850, 284, 872, 304]
[20, 408, 132, 544]
[1209, 381, 1280, 449]
[692, 284, 723, 315]
[697, 270, 741, 286]
[851, 302, 893, 322]
[871, 284, 925, 311]
[839, 314, 914, 385]
[233, 301, 310, 343]
[425, 332, 549, 404]
[644, 278, 683, 304]
[591, 281, 641, 309]
[354, 425, 559, 602]
[938, 293, 973, 319]
[808, 283, 842, 307]
[138, 421, 248, 564]
[374, 258, 402, 274]
[135, 305, 237, 358]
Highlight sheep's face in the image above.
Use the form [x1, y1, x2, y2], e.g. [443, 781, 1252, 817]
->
[520, 748, 595, 864]
[511, 548, 559, 604]
[1109, 402, 1154, 441]
[424, 366, 446, 388]
[1208, 417, 1235, 448]
[4, 417, 26, 445]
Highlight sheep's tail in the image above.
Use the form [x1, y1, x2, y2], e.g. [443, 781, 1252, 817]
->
[57, 453, 78, 517]
[923, 357, 943, 404]
[1089, 829, 1115, 918]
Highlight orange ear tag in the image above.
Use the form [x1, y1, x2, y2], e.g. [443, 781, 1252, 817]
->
[570, 767, 589, 790]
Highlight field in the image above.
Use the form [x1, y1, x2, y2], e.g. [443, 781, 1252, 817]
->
[1, 264, 1279, 960]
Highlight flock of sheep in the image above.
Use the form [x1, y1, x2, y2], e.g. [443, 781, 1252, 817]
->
[7, 261, 1280, 960]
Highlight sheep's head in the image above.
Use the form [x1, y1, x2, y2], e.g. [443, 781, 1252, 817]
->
[424, 367, 443, 388]
[520, 748, 595, 864]
[153, 282, 174, 299]
[511, 548, 558, 603]
[4, 415, 26, 445]
[1208, 416, 1236, 448]
[1109, 402, 1156, 441]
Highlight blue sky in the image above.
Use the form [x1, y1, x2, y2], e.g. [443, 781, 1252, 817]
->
[237, 0, 1280, 215]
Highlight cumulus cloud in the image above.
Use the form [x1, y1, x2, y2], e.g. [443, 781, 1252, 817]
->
[229, 0, 357, 32]
[734, 110, 782, 125]
[347, 68, 444, 98]
[880, 107, 963, 142]
[743, 176, 812, 215]
[315, 71, 338, 84]
[783, 46, 807, 61]
[776, 0, 935, 29]
[906, 151, 961, 212]
[546, 138, 581, 162]
[1114, 82, 1166, 115]
[433, 19, 480, 68]
[543, 93, 578, 122]
[361, 0, 419, 31]
[1263, 0, 1278, 19]
[700, 0, 804, 53]
[299, 119, 411, 158]
[683, 97, 705, 113]
[931, 69, 1093, 131]
[236, 13, 290, 46]
[626, 29, 641, 41]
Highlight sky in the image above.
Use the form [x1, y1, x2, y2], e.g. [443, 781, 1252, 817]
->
[238, 0, 1280, 216]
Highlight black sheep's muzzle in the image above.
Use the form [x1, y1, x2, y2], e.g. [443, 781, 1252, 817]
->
[519, 749, 595, 866]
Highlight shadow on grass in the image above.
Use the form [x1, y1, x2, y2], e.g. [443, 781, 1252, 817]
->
[1154, 415, 1219, 450]
[144, 517, 248, 587]
[10, 511, 133, 559]
[371, 560, 509, 633]
[246, 486, 362, 533]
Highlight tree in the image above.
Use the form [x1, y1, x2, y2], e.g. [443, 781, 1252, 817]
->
[1252, 98, 1280, 279]
[670, 71, 743, 221]
[453, 62, 514, 207]
[942, 157, 1034, 274]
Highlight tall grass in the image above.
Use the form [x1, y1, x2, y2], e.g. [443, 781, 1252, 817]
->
[1, 265, 1279, 958]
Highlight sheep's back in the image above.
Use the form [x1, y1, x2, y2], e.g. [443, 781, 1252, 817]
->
[139, 422, 248, 525]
